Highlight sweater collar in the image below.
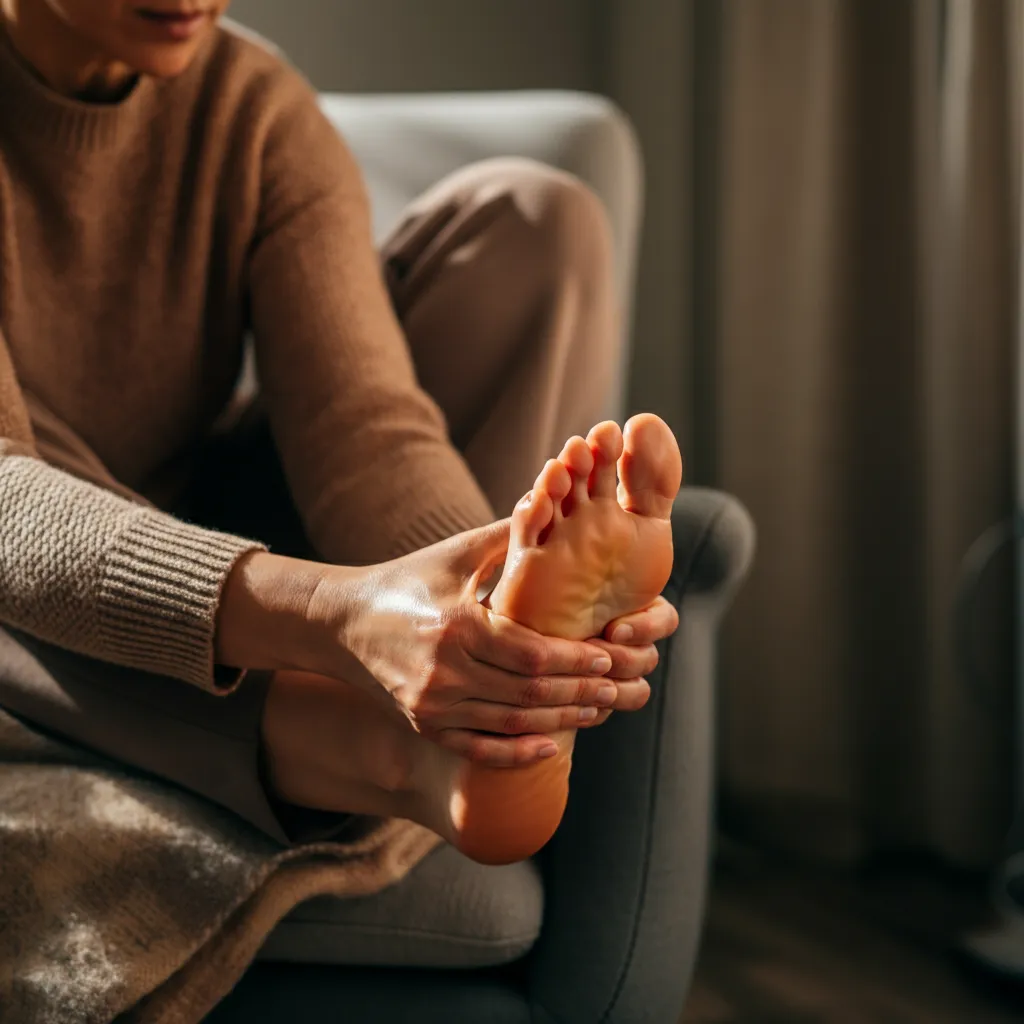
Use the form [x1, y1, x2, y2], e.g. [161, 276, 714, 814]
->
[0, 21, 159, 152]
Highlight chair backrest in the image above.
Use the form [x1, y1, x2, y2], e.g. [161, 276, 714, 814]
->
[319, 91, 643, 423]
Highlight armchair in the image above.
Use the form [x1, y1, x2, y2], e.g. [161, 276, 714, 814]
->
[207, 91, 755, 1024]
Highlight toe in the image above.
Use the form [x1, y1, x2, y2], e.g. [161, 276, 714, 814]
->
[617, 414, 683, 520]
[511, 489, 555, 547]
[586, 421, 623, 498]
[558, 435, 594, 513]
[535, 458, 573, 522]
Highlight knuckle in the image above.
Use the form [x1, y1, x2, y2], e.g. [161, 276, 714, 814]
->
[521, 675, 551, 707]
[465, 734, 491, 763]
[520, 643, 547, 676]
[502, 709, 530, 735]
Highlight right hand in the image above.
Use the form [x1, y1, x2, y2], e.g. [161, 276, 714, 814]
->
[309, 519, 638, 767]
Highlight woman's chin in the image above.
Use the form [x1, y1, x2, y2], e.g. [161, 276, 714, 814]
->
[127, 44, 207, 79]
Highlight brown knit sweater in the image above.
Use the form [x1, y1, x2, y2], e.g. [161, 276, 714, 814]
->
[0, 18, 493, 692]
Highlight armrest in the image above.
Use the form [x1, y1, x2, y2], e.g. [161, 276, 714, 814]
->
[527, 488, 755, 1024]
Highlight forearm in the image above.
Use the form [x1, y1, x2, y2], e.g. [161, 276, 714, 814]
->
[214, 549, 364, 682]
[248, 113, 494, 565]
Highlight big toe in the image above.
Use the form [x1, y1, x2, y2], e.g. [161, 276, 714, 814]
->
[617, 414, 682, 520]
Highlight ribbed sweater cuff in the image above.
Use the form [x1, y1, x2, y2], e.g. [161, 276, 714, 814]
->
[98, 511, 266, 692]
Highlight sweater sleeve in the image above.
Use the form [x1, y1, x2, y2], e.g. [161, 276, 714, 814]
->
[247, 75, 495, 567]
[0, 332, 265, 692]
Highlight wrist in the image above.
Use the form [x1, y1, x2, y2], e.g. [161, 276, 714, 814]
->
[215, 549, 346, 674]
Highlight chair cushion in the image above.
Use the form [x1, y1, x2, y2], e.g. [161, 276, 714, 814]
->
[256, 843, 544, 969]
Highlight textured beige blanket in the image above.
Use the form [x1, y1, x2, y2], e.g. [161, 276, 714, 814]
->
[0, 708, 441, 1024]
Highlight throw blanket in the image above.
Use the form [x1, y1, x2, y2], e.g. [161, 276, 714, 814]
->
[0, 707, 442, 1023]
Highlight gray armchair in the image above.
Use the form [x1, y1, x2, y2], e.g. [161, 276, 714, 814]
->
[206, 92, 756, 1024]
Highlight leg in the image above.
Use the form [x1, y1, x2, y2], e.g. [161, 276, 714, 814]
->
[0, 624, 294, 840]
[189, 157, 619, 544]
[382, 157, 621, 517]
[260, 668, 570, 866]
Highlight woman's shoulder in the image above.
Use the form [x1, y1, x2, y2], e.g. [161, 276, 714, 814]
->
[181, 21, 356, 215]
[193, 18, 322, 126]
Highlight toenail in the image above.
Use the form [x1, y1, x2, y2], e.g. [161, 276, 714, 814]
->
[611, 625, 634, 645]
[596, 684, 617, 706]
[579, 708, 599, 723]
[590, 656, 613, 674]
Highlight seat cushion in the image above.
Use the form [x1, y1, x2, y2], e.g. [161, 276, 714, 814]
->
[256, 843, 544, 969]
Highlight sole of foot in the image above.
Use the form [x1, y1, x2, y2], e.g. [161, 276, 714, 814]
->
[451, 413, 681, 863]
[271, 416, 682, 866]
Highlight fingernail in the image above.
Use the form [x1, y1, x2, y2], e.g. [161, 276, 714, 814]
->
[590, 656, 613, 674]
[596, 684, 617, 706]
[539, 743, 559, 758]
[579, 707, 599, 723]
[611, 625, 634, 645]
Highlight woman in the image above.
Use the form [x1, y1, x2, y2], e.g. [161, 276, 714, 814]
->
[0, 0, 680, 958]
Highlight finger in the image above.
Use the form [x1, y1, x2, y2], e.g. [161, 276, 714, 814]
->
[605, 678, 651, 712]
[433, 728, 562, 768]
[460, 657, 619, 709]
[447, 698, 600, 736]
[579, 708, 615, 728]
[470, 605, 613, 677]
[604, 596, 679, 646]
[585, 638, 660, 680]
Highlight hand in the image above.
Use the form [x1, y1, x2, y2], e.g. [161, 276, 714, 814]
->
[310, 519, 625, 767]
[580, 596, 680, 727]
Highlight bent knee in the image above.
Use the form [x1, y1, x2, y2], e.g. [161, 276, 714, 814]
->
[453, 157, 615, 275]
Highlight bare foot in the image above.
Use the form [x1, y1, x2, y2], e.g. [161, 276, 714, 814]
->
[462, 413, 682, 862]
[264, 414, 682, 866]
[489, 414, 682, 640]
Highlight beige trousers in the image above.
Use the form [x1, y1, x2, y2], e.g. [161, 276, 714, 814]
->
[0, 159, 620, 842]
[383, 157, 618, 516]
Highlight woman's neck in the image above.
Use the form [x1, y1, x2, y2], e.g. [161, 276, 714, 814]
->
[0, 0, 136, 102]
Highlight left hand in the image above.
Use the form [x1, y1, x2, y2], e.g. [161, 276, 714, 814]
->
[582, 596, 679, 724]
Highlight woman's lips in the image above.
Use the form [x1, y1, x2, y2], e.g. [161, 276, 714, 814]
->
[134, 9, 208, 41]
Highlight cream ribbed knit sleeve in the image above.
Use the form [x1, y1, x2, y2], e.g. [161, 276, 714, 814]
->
[0, 448, 264, 690]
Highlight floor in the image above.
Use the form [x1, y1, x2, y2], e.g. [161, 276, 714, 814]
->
[681, 845, 1024, 1023]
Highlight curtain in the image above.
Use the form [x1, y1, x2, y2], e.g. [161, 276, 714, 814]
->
[613, 0, 1018, 866]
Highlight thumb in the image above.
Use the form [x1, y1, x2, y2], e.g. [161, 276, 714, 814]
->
[453, 517, 511, 581]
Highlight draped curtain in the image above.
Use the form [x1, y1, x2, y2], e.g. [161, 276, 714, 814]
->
[613, 0, 1019, 866]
